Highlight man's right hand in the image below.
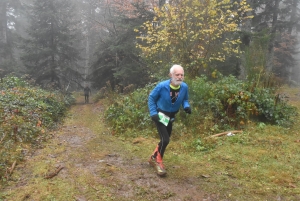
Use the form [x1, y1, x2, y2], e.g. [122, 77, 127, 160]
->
[184, 107, 191, 114]
[151, 114, 160, 122]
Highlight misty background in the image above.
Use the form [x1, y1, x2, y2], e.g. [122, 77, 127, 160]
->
[0, 0, 300, 92]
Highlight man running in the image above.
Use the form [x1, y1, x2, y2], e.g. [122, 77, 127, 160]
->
[148, 64, 191, 176]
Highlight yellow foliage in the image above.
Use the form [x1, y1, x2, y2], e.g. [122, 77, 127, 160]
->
[211, 70, 217, 78]
[136, 0, 252, 75]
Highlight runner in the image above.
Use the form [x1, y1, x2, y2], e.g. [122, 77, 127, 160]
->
[148, 64, 191, 176]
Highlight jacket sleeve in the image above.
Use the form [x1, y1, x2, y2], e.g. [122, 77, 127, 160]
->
[148, 84, 161, 116]
[182, 85, 190, 109]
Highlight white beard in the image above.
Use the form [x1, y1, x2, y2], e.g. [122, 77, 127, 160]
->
[171, 77, 183, 86]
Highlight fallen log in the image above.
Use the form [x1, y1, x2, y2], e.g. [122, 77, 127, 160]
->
[44, 166, 64, 179]
[207, 130, 243, 138]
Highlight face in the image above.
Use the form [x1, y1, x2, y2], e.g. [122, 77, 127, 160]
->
[170, 67, 184, 86]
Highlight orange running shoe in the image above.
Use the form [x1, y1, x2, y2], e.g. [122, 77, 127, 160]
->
[148, 154, 166, 176]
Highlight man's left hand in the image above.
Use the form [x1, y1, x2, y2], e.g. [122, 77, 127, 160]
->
[184, 107, 191, 114]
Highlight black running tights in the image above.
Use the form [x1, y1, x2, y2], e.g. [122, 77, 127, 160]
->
[154, 121, 173, 159]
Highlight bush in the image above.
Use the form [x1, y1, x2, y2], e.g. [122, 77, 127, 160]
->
[105, 83, 156, 135]
[251, 88, 297, 127]
[105, 75, 297, 137]
[0, 76, 74, 181]
[188, 75, 297, 129]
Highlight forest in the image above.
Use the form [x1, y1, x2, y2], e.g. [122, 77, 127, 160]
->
[0, 0, 299, 90]
[1, 0, 300, 200]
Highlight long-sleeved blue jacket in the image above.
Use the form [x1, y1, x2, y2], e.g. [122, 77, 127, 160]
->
[148, 79, 190, 117]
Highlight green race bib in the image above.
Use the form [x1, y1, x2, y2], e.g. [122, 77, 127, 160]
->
[158, 112, 170, 126]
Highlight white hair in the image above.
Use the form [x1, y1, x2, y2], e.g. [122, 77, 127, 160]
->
[170, 64, 183, 74]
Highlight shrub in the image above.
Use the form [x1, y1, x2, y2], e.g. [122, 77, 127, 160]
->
[251, 88, 297, 127]
[0, 76, 74, 181]
[104, 83, 156, 135]
[188, 75, 297, 129]
[105, 75, 297, 138]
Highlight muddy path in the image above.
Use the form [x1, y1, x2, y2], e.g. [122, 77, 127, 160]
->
[2, 99, 218, 201]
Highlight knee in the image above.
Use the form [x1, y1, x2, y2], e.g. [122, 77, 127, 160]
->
[162, 138, 170, 147]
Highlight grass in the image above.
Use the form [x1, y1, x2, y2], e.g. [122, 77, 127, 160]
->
[175, 123, 300, 199]
[121, 86, 300, 200]
[1, 87, 300, 200]
[0, 94, 116, 201]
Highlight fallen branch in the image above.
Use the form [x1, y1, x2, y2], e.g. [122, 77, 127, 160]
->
[207, 130, 243, 138]
[44, 166, 64, 179]
[0, 133, 6, 144]
[4, 160, 17, 180]
[9, 161, 17, 175]
[90, 184, 99, 191]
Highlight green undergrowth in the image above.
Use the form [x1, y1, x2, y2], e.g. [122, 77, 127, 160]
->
[0, 76, 75, 183]
[102, 78, 300, 200]
[0, 96, 113, 201]
[105, 75, 297, 139]
[1, 84, 300, 200]
[174, 87, 300, 200]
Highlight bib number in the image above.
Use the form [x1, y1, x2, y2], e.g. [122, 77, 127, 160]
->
[158, 112, 170, 126]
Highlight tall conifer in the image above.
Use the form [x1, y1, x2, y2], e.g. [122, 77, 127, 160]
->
[21, 0, 83, 88]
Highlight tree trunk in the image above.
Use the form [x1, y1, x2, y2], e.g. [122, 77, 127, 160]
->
[288, 0, 298, 34]
[266, 0, 280, 73]
[239, 0, 253, 80]
[51, 16, 56, 84]
[85, 35, 89, 84]
[0, 1, 8, 65]
[159, 0, 166, 8]
[287, 0, 298, 84]
[84, 1, 95, 87]
[0, 1, 7, 44]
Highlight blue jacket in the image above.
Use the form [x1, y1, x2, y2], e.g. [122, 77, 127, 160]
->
[148, 79, 190, 117]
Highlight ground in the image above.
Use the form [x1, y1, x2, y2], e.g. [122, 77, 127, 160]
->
[2, 97, 219, 201]
[3, 87, 300, 200]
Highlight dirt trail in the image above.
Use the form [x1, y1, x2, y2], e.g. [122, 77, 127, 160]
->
[2, 99, 218, 201]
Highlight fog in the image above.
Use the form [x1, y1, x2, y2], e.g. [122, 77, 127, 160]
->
[0, 0, 299, 88]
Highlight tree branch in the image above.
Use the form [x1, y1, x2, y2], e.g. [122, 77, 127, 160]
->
[207, 130, 243, 138]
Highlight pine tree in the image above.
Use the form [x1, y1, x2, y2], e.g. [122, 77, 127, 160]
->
[247, 0, 299, 84]
[90, 1, 153, 90]
[0, 0, 23, 76]
[21, 0, 83, 88]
